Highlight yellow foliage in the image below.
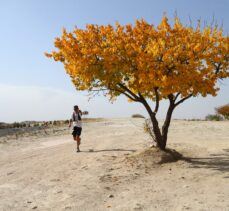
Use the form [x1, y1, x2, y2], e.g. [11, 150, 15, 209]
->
[216, 104, 229, 119]
[46, 16, 229, 101]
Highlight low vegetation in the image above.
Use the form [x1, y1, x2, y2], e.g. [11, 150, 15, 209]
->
[131, 114, 145, 118]
[205, 114, 223, 121]
[0, 117, 103, 130]
[215, 104, 229, 120]
[0, 120, 68, 130]
[205, 103, 229, 121]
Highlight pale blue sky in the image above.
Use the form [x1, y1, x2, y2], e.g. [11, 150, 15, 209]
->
[0, 0, 228, 122]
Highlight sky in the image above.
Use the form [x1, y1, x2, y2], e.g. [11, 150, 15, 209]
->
[0, 0, 228, 122]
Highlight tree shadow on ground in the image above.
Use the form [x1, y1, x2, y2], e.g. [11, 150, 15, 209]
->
[183, 148, 229, 176]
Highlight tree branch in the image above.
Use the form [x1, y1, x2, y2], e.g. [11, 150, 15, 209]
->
[90, 87, 138, 102]
[214, 63, 221, 74]
[174, 94, 193, 107]
[174, 93, 180, 102]
[116, 89, 139, 101]
[154, 87, 160, 113]
[90, 88, 110, 91]
[108, 85, 140, 102]
[168, 94, 175, 103]
[138, 92, 156, 116]
[117, 83, 140, 101]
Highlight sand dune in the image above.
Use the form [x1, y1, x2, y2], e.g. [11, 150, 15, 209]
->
[0, 118, 228, 210]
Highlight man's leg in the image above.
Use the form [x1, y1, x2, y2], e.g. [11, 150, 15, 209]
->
[72, 135, 78, 152]
[76, 135, 81, 152]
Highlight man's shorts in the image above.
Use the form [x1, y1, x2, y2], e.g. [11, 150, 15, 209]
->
[72, 126, 82, 137]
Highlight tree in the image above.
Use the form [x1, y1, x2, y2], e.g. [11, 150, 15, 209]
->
[82, 111, 89, 115]
[216, 103, 229, 120]
[46, 16, 229, 150]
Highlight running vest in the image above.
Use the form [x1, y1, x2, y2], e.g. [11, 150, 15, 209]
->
[72, 112, 82, 128]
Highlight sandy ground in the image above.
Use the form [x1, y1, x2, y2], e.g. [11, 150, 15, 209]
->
[0, 118, 228, 211]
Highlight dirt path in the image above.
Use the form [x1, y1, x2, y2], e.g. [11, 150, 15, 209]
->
[0, 118, 228, 210]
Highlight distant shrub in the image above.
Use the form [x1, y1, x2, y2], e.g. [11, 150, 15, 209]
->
[82, 111, 89, 115]
[12, 122, 20, 128]
[21, 123, 26, 128]
[187, 118, 202, 121]
[205, 114, 223, 121]
[0, 123, 6, 129]
[132, 114, 145, 118]
[215, 104, 229, 120]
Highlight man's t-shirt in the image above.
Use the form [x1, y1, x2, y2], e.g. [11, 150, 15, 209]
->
[71, 112, 82, 128]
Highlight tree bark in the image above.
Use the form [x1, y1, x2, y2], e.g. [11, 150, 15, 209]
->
[161, 101, 175, 150]
[138, 94, 165, 150]
[139, 92, 191, 150]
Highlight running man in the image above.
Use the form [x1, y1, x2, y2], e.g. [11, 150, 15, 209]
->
[69, 105, 82, 152]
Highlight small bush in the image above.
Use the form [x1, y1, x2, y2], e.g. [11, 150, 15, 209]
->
[144, 119, 156, 143]
[187, 118, 202, 121]
[215, 104, 229, 120]
[131, 114, 145, 118]
[12, 122, 20, 128]
[82, 111, 89, 115]
[205, 114, 223, 121]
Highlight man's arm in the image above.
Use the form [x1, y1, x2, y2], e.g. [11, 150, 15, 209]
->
[69, 117, 73, 128]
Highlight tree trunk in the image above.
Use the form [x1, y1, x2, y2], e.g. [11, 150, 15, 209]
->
[140, 98, 165, 150]
[161, 102, 175, 150]
[149, 113, 166, 150]
[140, 96, 175, 150]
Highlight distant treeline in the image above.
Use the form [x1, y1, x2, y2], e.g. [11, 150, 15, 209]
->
[0, 118, 103, 130]
[0, 120, 70, 129]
